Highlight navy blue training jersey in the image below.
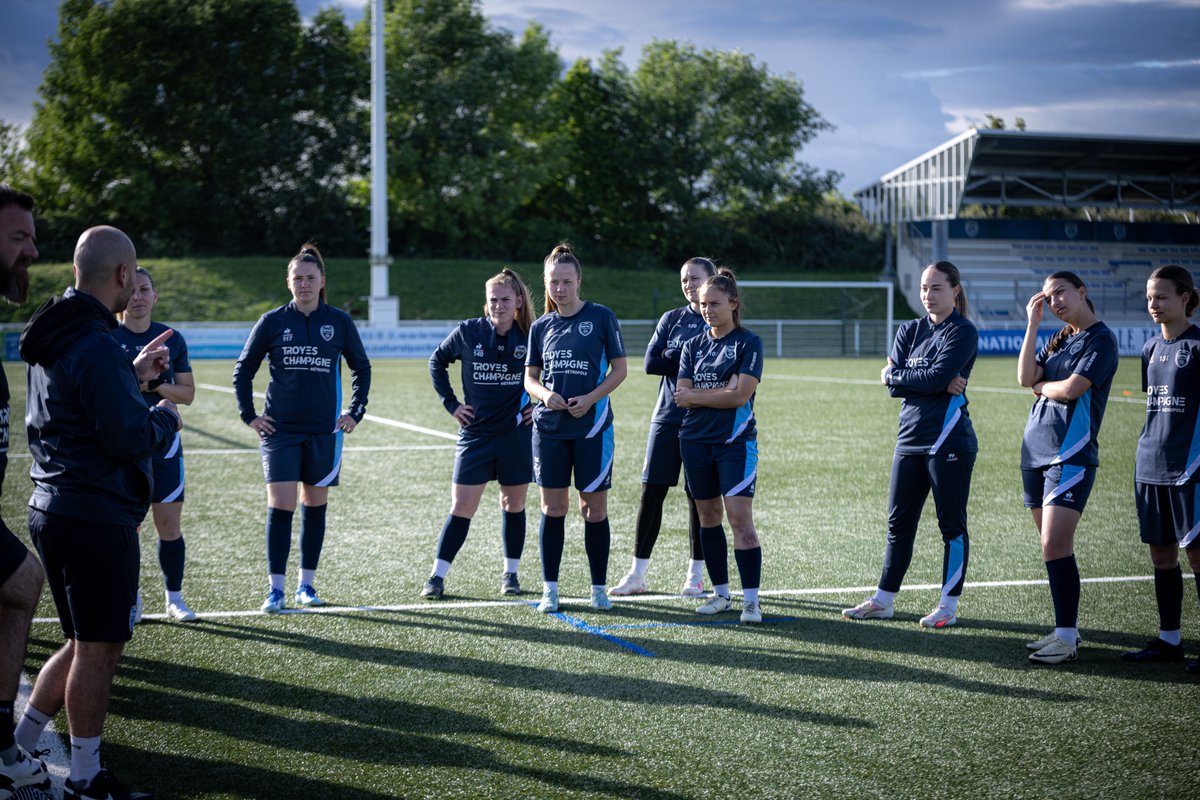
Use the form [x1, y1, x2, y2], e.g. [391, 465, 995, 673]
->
[430, 317, 530, 438]
[885, 310, 978, 455]
[678, 327, 765, 444]
[646, 305, 709, 426]
[233, 301, 372, 434]
[112, 321, 192, 407]
[1020, 321, 1118, 469]
[1137, 324, 1200, 485]
[526, 301, 626, 440]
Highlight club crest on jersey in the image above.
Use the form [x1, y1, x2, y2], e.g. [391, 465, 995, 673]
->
[1176, 349, 1191, 368]
[724, 345, 736, 358]
[474, 344, 485, 357]
[514, 344, 527, 359]
[282, 328, 293, 342]
[1069, 338, 1085, 356]
[579, 321, 594, 336]
[321, 325, 334, 342]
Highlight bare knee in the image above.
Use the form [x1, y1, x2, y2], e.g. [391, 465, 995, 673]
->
[1149, 544, 1180, 570]
[0, 552, 44, 609]
[579, 493, 607, 523]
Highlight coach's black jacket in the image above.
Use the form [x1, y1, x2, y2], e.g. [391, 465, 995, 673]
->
[21, 288, 179, 527]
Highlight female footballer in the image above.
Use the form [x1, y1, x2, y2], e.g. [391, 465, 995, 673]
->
[113, 266, 197, 622]
[1017, 270, 1118, 664]
[1122, 265, 1200, 673]
[422, 268, 535, 599]
[523, 244, 627, 613]
[674, 269, 766, 624]
[843, 261, 978, 628]
[609, 257, 714, 597]
[233, 243, 371, 613]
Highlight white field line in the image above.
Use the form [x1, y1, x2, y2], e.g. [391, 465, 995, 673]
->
[29, 572, 1192, 625]
[771, 374, 1145, 404]
[16, 673, 69, 793]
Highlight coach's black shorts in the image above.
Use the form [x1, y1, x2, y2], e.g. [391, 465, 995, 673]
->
[29, 508, 140, 643]
[1136, 481, 1200, 549]
[0, 517, 32, 585]
[151, 432, 185, 503]
[453, 424, 533, 486]
[261, 429, 342, 487]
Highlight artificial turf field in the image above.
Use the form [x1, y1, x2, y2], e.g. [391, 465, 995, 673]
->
[6, 355, 1197, 799]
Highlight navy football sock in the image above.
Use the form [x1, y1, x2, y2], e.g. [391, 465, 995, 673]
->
[700, 525, 729, 589]
[265, 507, 294, 575]
[157, 536, 186, 593]
[685, 490, 703, 561]
[1154, 565, 1184, 633]
[733, 546, 762, 591]
[584, 518, 610, 586]
[502, 510, 525, 561]
[299, 503, 327, 571]
[540, 515, 566, 582]
[1045, 555, 1081, 628]
[435, 514, 471, 564]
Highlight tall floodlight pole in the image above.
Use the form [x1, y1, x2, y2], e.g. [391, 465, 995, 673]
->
[368, 0, 398, 326]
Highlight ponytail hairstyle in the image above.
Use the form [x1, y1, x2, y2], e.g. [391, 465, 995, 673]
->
[1149, 264, 1198, 316]
[542, 242, 581, 315]
[1044, 270, 1095, 354]
[288, 242, 327, 303]
[703, 267, 742, 328]
[927, 260, 968, 318]
[485, 267, 535, 334]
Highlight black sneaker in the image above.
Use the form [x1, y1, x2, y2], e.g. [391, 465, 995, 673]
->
[1120, 638, 1185, 663]
[500, 572, 522, 596]
[1186, 658, 1199, 675]
[64, 769, 157, 799]
[420, 575, 444, 600]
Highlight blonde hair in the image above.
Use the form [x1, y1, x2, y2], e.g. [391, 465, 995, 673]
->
[702, 267, 742, 327]
[485, 267, 534, 334]
[542, 242, 581, 315]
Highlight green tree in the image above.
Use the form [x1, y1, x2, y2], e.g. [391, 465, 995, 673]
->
[0, 121, 29, 187]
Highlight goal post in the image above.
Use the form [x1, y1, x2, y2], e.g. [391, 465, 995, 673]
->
[738, 281, 895, 358]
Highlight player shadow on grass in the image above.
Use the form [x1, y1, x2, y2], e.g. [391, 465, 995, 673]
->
[183, 422, 262, 450]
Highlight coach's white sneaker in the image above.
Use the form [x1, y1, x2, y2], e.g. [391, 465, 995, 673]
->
[680, 575, 706, 597]
[842, 596, 893, 620]
[740, 600, 763, 624]
[0, 744, 50, 797]
[696, 594, 733, 615]
[1026, 631, 1082, 651]
[919, 603, 957, 629]
[165, 597, 198, 622]
[1028, 635, 1078, 665]
[608, 572, 647, 596]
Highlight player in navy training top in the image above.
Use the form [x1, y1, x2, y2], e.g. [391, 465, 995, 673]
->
[233, 243, 371, 614]
[610, 257, 714, 599]
[421, 268, 535, 600]
[523, 244, 627, 614]
[844, 262, 978, 629]
[675, 269, 766, 624]
[1017, 271, 1119, 665]
[113, 266, 197, 623]
[1121, 265, 1200, 673]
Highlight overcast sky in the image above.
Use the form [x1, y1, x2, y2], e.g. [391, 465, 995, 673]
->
[2, 0, 1198, 194]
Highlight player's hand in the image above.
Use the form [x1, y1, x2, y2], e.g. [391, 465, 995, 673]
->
[881, 357, 894, 385]
[452, 404, 475, 426]
[250, 414, 275, 437]
[156, 398, 181, 430]
[133, 328, 173, 382]
[673, 387, 695, 408]
[544, 392, 568, 411]
[336, 414, 357, 434]
[1025, 292, 1045, 326]
[521, 404, 533, 425]
[1031, 381, 1045, 398]
[566, 394, 594, 418]
[947, 375, 968, 395]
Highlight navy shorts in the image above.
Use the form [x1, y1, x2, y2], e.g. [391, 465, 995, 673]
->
[681, 438, 758, 500]
[0, 518, 31, 585]
[29, 508, 139, 643]
[1022, 464, 1096, 512]
[261, 429, 342, 486]
[1136, 481, 1200, 548]
[532, 426, 614, 492]
[454, 424, 533, 486]
[642, 421, 684, 486]
[151, 432, 185, 503]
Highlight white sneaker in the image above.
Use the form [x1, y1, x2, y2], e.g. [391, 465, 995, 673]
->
[1026, 631, 1083, 651]
[740, 600, 763, 624]
[680, 576, 705, 597]
[0, 744, 50, 796]
[537, 585, 559, 613]
[590, 586, 613, 610]
[132, 590, 143, 625]
[696, 594, 733, 615]
[919, 603, 957, 629]
[1028, 635, 1078, 665]
[165, 597, 198, 622]
[608, 572, 647, 596]
[842, 595, 893, 620]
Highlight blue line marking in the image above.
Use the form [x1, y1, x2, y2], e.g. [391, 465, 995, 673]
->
[551, 612, 658, 657]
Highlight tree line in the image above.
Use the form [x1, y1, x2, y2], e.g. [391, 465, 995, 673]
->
[1, 0, 881, 270]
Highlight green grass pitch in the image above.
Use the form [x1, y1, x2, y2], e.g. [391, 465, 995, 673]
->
[5, 355, 1196, 799]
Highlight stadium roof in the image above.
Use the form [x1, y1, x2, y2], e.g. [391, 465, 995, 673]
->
[854, 129, 1200, 224]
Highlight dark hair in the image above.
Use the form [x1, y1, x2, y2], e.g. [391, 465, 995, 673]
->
[1149, 264, 1199, 317]
[926, 260, 968, 318]
[702, 267, 742, 327]
[682, 256, 717, 277]
[485, 267, 535, 334]
[542, 242, 581, 315]
[1044, 271, 1095, 354]
[0, 184, 34, 213]
[288, 242, 327, 303]
[135, 265, 155, 290]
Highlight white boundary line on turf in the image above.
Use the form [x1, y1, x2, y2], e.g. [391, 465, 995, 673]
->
[197, 383, 459, 440]
[770, 374, 1145, 403]
[16, 672, 69, 793]
[30, 572, 1192, 624]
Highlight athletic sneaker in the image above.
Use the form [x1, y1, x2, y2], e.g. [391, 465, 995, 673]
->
[590, 586, 613, 611]
[63, 768, 157, 799]
[500, 572, 521, 596]
[1026, 632, 1082, 651]
[919, 603, 957, 629]
[537, 585, 559, 614]
[294, 584, 324, 607]
[1186, 658, 1199, 675]
[420, 576, 445, 600]
[680, 576, 705, 597]
[696, 594, 733, 615]
[8, 786, 53, 800]
[132, 590, 143, 625]
[842, 596, 893, 620]
[740, 600, 763, 624]
[260, 588, 286, 614]
[1120, 638, 1185, 663]
[1028, 635, 1078, 665]
[608, 572, 647, 596]
[0, 745, 50, 797]
[164, 598, 197, 623]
